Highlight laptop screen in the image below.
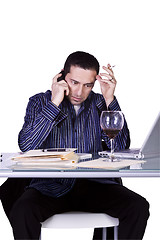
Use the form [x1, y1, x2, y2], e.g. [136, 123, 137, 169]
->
[141, 113, 160, 157]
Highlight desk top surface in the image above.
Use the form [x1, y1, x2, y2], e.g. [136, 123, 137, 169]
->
[0, 153, 160, 178]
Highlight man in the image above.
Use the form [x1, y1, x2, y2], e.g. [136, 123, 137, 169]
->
[0, 51, 149, 239]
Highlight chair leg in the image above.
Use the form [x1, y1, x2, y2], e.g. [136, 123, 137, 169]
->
[102, 227, 107, 240]
[39, 230, 41, 240]
[114, 226, 118, 240]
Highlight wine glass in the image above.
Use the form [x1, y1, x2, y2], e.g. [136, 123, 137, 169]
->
[100, 111, 124, 161]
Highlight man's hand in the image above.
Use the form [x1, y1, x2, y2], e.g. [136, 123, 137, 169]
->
[51, 73, 69, 106]
[96, 64, 117, 107]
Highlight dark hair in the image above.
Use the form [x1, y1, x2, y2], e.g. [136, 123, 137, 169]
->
[63, 51, 100, 77]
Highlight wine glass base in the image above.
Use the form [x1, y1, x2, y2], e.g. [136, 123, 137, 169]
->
[103, 155, 121, 162]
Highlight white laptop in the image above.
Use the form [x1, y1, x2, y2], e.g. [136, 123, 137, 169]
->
[99, 112, 160, 159]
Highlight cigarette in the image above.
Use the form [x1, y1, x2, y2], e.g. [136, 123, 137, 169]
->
[110, 65, 116, 69]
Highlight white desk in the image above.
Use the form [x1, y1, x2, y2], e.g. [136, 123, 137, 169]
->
[0, 153, 159, 178]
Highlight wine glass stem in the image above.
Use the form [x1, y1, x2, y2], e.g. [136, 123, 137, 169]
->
[110, 138, 114, 156]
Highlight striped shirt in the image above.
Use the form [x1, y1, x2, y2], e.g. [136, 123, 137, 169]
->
[18, 90, 130, 197]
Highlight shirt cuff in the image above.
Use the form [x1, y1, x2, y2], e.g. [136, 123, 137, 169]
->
[108, 97, 121, 111]
[41, 101, 67, 122]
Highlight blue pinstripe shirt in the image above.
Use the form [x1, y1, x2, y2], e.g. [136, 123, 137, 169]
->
[18, 90, 130, 198]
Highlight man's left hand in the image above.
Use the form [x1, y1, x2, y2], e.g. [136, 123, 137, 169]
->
[96, 64, 117, 107]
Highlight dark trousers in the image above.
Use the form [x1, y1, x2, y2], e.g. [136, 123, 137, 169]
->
[0, 178, 149, 240]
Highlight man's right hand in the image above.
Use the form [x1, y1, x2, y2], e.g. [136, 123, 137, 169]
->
[51, 73, 69, 106]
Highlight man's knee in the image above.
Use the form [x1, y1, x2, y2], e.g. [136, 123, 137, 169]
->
[129, 194, 150, 220]
[140, 197, 150, 219]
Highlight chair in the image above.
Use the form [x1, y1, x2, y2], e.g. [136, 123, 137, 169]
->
[40, 211, 119, 240]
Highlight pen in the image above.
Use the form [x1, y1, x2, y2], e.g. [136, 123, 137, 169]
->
[42, 148, 69, 152]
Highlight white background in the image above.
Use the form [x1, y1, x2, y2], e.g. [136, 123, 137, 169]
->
[0, 0, 159, 239]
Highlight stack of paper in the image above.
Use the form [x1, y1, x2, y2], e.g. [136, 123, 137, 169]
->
[12, 149, 79, 165]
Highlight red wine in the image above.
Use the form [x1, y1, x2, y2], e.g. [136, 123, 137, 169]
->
[103, 129, 120, 139]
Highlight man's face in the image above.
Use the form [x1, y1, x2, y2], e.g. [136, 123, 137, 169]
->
[65, 66, 97, 105]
